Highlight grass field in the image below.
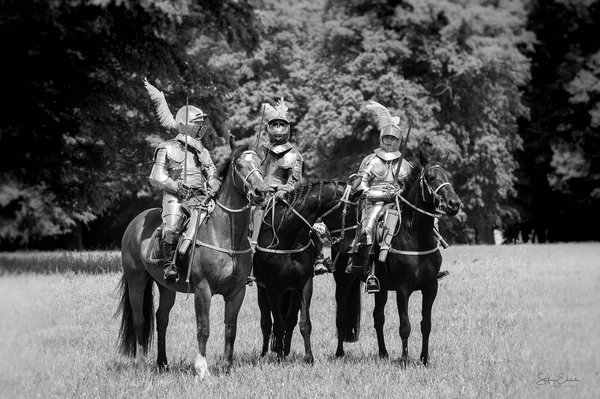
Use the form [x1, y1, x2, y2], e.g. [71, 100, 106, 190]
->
[0, 244, 598, 398]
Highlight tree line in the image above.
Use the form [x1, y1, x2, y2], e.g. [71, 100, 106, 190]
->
[0, 0, 598, 250]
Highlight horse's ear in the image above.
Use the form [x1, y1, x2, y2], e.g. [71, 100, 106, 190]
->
[419, 150, 429, 167]
[229, 134, 237, 151]
[441, 151, 450, 166]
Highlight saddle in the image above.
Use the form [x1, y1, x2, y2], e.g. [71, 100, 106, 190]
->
[147, 199, 215, 268]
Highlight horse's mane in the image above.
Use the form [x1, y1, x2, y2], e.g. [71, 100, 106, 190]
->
[283, 180, 347, 210]
[216, 143, 252, 181]
[271, 180, 347, 230]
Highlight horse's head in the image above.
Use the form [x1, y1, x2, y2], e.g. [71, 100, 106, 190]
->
[224, 138, 269, 205]
[418, 152, 462, 217]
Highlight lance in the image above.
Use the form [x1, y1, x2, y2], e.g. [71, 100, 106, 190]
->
[253, 104, 266, 149]
[392, 113, 414, 184]
[183, 97, 189, 186]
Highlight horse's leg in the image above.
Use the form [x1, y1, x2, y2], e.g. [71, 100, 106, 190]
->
[265, 286, 285, 360]
[222, 285, 246, 373]
[283, 291, 299, 357]
[373, 290, 389, 359]
[156, 284, 176, 370]
[334, 273, 349, 357]
[396, 287, 411, 367]
[298, 278, 314, 364]
[193, 280, 212, 379]
[257, 285, 272, 357]
[420, 281, 438, 366]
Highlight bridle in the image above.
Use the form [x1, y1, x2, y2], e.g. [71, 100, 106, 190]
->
[194, 150, 265, 255]
[397, 164, 454, 219]
[230, 150, 265, 207]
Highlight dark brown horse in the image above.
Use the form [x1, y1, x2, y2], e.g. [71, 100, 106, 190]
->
[334, 152, 462, 365]
[116, 141, 269, 378]
[253, 181, 362, 362]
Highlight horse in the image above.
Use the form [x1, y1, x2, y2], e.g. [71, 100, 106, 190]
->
[333, 152, 462, 365]
[252, 181, 362, 363]
[116, 140, 269, 378]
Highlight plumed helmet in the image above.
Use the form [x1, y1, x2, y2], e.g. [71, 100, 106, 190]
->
[264, 98, 291, 144]
[143, 78, 208, 138]
[366, 101, 403, 152]
[175, 105, 207, 137]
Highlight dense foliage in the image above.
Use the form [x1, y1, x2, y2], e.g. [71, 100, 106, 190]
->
[0, 0, 597, 248]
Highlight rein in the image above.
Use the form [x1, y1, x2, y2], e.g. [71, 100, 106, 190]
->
[255, 184, 357, 254]
[193, 150, 259, 255]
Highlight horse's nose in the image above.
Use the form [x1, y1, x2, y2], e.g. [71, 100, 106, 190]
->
[448, 197, 462, 212]
[252, 187, 267, 203]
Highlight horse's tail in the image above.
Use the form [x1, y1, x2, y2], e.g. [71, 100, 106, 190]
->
[115, 274, 155, 356]
[344, 276, 362, 342]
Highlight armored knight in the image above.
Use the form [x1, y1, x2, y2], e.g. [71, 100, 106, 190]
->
[249, 98, 330, 276]
[353, 101, 413, 293]
[145, 79, 221, 281]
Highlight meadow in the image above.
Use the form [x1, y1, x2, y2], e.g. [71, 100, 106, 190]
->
[0, 244, 598, 398]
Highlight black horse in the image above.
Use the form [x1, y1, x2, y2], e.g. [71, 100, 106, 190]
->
[334, 152, 462, 365]
[253, 181, 362, 362]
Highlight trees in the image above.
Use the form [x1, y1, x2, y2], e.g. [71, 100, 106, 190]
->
[300, 0, 532, 243]
[213, 0, 532, 244]
[0, 0, 261, 247]
[514, 0, 600, 242]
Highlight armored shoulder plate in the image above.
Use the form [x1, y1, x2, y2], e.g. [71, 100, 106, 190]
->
[156, 140, 185, 163]
[358, 153, 378, 176]
[278, 147, 303, 169]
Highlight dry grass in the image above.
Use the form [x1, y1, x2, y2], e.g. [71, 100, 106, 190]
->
[0, 243, 598, 398]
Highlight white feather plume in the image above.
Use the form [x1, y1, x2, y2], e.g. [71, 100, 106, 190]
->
[143, 78, 177, 129]
[366, 100, 391, 120]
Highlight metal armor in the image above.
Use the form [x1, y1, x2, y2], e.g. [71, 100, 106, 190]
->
[149, 134, 219, 241]
[357, 149, 412, 245]
[258, 142, 303, 193]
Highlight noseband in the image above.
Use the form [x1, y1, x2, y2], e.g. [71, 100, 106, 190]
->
[420, 164, 453, 214]
[232, 150, 264, 203]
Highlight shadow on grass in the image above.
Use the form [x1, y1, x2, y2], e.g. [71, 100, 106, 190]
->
[109, 349, 335, 378]
[0, 251, 121, 275]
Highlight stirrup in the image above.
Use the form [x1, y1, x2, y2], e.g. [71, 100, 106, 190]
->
[163, 265, 179, 282]
[246, 275, 256, 286]
[365, 274, 380, 294]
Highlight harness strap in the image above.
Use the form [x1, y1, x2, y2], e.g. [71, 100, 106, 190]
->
[388, 244, 440, 256]
[329, 225, 357, 235]
[216, 199, 249, 213]
[256, 239, 314, 254]
[195, 239, 252, 255]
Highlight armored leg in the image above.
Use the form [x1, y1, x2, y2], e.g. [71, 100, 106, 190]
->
[162, 232, 180, 281]
[360, 244, 380, 293]
[313, 227, 332, 275]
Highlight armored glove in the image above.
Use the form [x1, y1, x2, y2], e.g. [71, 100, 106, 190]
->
[384, 185, 400, 201]
[177, 182, 193, 200]
[274, 189, 288, 199]
[208, 180, 221, 198]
